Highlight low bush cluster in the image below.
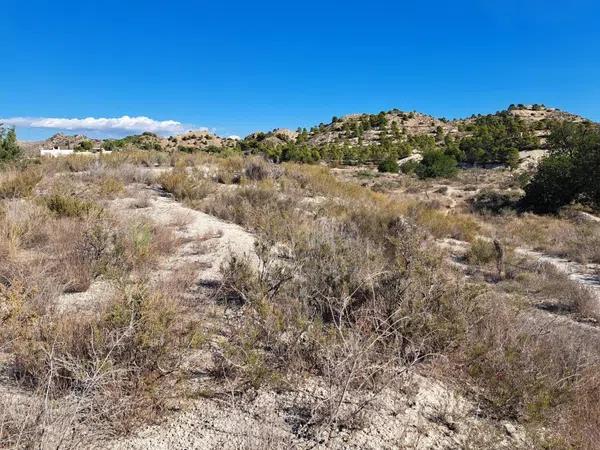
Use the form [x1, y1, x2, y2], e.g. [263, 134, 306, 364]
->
[471, 189, 519, 215]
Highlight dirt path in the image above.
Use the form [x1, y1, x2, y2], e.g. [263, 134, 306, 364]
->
[438, 238, 600, 301]
[514, 248, 600, 300]
[122, 190, 258, 285]
[56, 186, 258, 312]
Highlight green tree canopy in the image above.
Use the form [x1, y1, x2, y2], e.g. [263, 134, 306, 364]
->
[522, 121, 600, 212]
[0, 126, 21, 162]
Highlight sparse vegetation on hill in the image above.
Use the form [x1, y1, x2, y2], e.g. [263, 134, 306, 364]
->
[458, 112, 539, 166]
[104, 132, 165, 152]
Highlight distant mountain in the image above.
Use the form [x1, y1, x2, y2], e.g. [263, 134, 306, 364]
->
[18, 105, 594, 156]
[19, 130, 240, 155]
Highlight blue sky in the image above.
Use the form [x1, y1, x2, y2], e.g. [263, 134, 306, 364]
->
[1, 0, 599, 140]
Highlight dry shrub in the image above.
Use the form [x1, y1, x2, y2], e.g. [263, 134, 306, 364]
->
[171, 150, 217, 169]
[83, 161, 158, 187]
[112, 218, 179, 274]
[215, 215, 484, 430]
[0, 200, 50, 254]
[62, 154, 97, 172]
[284, 163, 368, 201]
[114, 164, 158, 185]
[47, 218, 114, 293]
[410, 206, 480, 241]
[1, 281, 190, 443]
[1, 197, 175, 295]
[206, 158, 600, 442]
[470, 189, 519, 215]
[101, 150, 170, 168]
[130, 192, 151, 209]
[43, 193, 102, 218]
[244, 157, 278, 181]
[158, 168, 214, 203]
[0, 167, 42, 199]
[463, 300, 598, 425]
[216, 155, 244, 183]
[97, 175, 125, 198]
[552, 367, 600, 449]
[467, 238, 497, 265]
[204, 183, 302, 242]
[516, 261, 599, 319]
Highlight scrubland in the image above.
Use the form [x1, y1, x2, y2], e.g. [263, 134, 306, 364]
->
[0, 151, 599, 449]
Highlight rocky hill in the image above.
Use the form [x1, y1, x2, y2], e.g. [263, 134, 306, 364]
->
[164, 130, 239, 152]
[18, 133, 103, 155]
[20, 130, 239, 155]
[295, 104, 590, 148]
[18, 105, 593, 156]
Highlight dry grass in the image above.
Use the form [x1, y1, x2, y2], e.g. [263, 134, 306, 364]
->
[0, 167, 43, 199]
[504, 261, 600, 320]
[485, 213, 600, 265]
[158, 168, 215, 204]
[1, 151, 599, 447]
[43, 193, 103, 218]
[201, 158, 600, 445]
[0, 159, 190, 446]
[463, 299, 599, 425]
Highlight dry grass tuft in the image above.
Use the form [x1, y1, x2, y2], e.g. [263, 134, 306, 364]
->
[0, 167, 43, 199]
[43, 193, 103, 218]
[158, 168, 215, 203]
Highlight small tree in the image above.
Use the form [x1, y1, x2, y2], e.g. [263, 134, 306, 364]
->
[0, 127, 21, 162]
[415, 150, 458, 178]
[75, 140, 93, 152]
[522, 155, 576, 212]
[377, 158, 399, 173]
[522, 121, 600, 212]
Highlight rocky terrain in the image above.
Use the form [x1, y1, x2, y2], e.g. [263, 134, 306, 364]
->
[19, 105, 593, 157]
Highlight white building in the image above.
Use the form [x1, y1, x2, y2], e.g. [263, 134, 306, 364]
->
[39, 146, 110, 157]
[40, 147, 75, 157]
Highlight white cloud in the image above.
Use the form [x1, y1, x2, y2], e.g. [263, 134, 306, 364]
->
[227, 135, 241, 140]
[0, 115, 185, 134]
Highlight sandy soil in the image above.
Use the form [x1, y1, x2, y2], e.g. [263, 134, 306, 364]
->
[115, 189, 258, 284]
[104, 374, 522, 449]
[56, 185, 258, 312]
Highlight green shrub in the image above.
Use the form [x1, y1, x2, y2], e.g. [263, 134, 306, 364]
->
[377, 158, 399, 173]
[75, 140, 93, 152]
[522, 122, 600, 212]
[400, 159, 420, 174]
[471, 189, 519, 214]
[415, 150, 458, 178]
[522, 155, 577, 213]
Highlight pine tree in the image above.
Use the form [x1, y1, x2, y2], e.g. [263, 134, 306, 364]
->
[0, 127, 21, 162]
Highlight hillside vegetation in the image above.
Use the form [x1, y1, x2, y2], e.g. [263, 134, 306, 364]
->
[2, 104, 599, 448]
